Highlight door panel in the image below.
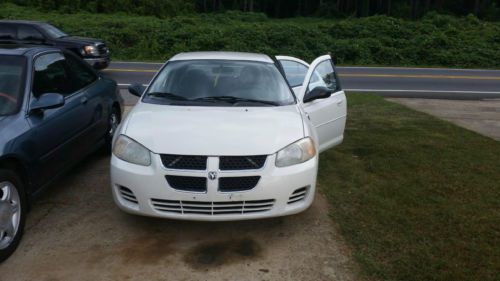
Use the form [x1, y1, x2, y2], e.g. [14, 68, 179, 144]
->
[63, 52, 106, 145]
[300, 55, 347, 153]
[27, 52, 91, 186]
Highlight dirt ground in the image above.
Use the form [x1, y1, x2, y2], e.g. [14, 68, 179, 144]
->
[388, 98, 500, 141]
[0, 152, 359, 281]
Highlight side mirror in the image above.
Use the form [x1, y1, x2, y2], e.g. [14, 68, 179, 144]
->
[128, 83, 146, 97]
[303, 86, 333, 103]
[30, 93, 65, 113]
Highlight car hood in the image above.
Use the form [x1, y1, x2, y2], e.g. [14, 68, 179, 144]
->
[55, 36, 104, 45]
[123, 103, 305, 156]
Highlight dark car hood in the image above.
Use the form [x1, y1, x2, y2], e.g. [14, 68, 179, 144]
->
[54, 36, 104, 46]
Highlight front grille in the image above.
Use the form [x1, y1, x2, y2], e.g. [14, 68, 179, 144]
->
[151, 199, 275, 215]
[119, 186, 138, 204]
[219, 176, 260, 192]
[219, 155, 267, 170]
[97, 43, 109, 55]
[288, 187, 308, 204]
[161, 154, 207, 170]
[166, 176, 207, 192]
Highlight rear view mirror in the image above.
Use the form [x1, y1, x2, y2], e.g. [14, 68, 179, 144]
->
[128, 83, 146, 97]
[30, 93, 64, 112]
[303, 86, 333, 103]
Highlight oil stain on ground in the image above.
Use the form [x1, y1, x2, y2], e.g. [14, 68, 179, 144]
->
[184, 238, 262, 269]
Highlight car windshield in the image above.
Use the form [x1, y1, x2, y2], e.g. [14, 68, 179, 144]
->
[41, 23, 67, 39]
[0, 55, 26, 116]
[144, 60, 295, 107]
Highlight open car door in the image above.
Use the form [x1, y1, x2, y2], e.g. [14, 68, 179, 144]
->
[277, 55, 347, 153]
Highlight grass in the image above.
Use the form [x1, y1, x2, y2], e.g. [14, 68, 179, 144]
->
[318, 93, 500, 281]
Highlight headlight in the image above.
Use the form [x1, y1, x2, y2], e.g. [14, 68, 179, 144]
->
[113, 135, 151, 166]
[83, 45, 99, 56]
[275, 138, 316, 167]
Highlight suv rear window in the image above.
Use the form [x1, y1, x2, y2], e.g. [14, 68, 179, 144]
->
[0, 55, 26, 115]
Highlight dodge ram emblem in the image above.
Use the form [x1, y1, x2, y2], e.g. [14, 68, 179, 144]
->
[208, 171, 217, 180]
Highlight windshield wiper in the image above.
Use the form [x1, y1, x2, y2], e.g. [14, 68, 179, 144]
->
[194, 96, 280, 106]
[146, 92, 188, 100]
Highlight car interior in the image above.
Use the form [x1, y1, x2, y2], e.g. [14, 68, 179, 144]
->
[0, 72, 21, 115]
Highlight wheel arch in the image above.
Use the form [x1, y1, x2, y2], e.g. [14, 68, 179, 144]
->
[112, 101, 122, 121]
[0, 156, 32, 200]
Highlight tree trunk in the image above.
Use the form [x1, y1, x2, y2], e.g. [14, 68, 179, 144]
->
[474, 0, 481, 16]
[425, 0, 431, 11]
[411, 0, 419, 19]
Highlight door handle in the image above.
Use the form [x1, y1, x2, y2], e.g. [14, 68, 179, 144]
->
[335, 99, 343, 105]
[80, 96, 88, 104]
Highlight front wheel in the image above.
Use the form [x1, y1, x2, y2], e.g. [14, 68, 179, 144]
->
[104, 107, 120, 153]
[0, 169, 26, 263]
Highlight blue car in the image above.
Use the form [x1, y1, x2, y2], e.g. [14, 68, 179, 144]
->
[0, 45, 123, 261]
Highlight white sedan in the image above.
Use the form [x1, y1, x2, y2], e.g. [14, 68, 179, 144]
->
[110, 52, 346, 221]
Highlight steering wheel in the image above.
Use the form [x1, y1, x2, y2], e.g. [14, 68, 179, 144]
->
[0, 92, 17, 105]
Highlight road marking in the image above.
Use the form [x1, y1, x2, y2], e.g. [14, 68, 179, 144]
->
[117, 83, 500, 95]
[338, 66, 500, 72]
[105, 68, 158, 73]
[343, 74, 500, 80]
[344, 89, 500, 94]
[106, 69, 500, 80]
[118, 83, 148, 87]
[112, 61, 164, 65]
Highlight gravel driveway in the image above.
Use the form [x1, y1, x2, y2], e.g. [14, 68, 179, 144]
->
[0, 152, 358, 281]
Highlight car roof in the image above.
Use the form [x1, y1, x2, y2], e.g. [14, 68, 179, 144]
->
[0, 20, 46, 25]
[170, 52, 274, 63]
[0, 44, 60, 56]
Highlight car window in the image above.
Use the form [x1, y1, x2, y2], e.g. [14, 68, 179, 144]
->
[280, 60, 308, 88]
[0, 55, 26, 116]
[17, 25, 44, 41]
[146, 60, 295, 106]
[40, 23, 67, 39]
[33, 52, 73, 97]
[307, 60, 339, 92]
[0, 24, 16, 40]
[64, 53, 97, 91]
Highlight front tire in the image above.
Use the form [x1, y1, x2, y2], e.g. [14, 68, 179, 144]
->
[0, 169, 26, 263]
[104, 106, 120, 153]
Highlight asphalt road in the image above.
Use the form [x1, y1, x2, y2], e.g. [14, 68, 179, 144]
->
[101, 61, 500, 105]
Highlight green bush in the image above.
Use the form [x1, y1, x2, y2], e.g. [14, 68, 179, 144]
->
[1, 3, 499, 68]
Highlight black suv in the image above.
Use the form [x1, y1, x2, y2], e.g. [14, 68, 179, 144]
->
[0, 20, 110, 69]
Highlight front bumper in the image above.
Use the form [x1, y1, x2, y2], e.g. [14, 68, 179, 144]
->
[84, 56, 110, 69]
[110, 153, 318, 221]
